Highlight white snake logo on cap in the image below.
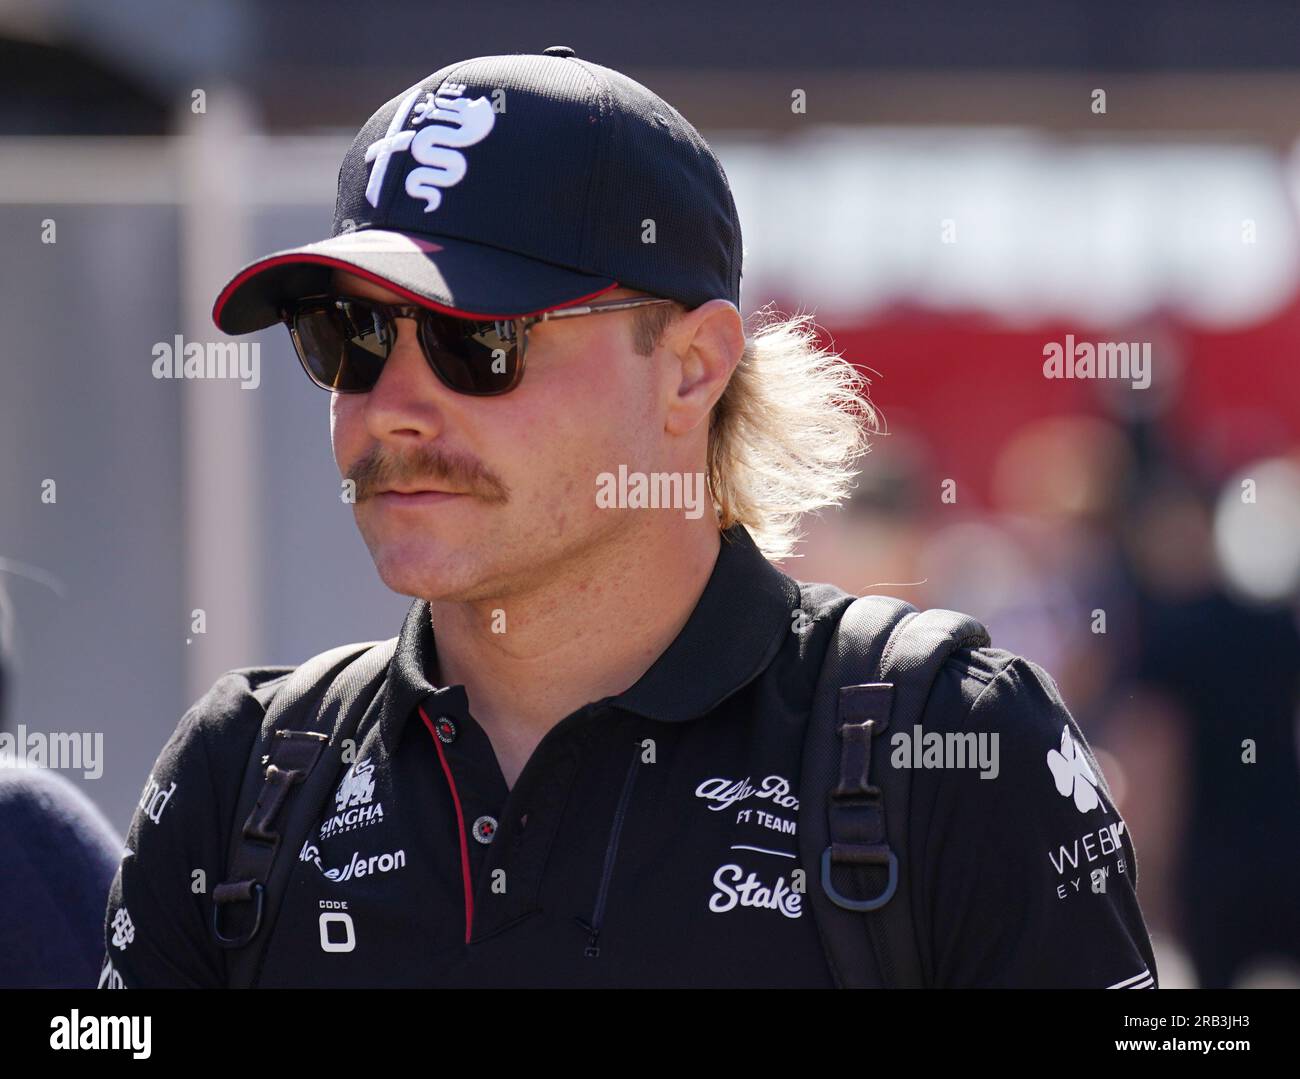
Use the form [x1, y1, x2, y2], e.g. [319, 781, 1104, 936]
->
[363, 83, 496, 213]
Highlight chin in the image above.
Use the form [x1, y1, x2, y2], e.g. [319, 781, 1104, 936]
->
[369, 542, 485, 602]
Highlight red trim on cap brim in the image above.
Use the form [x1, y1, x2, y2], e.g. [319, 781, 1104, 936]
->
[211, 252, 620, 332]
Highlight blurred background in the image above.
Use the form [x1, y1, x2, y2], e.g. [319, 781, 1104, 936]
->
[1, 0, 1298, 988]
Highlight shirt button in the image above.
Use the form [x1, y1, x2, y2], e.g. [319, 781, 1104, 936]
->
[433, 715, 458, 744]
[472, 815, 498, 844]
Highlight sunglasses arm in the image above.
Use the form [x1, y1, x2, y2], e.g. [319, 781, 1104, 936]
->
[536, 296, 675, 323]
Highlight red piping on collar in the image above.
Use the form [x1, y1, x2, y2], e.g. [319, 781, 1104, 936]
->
[419, 703, 475, 945]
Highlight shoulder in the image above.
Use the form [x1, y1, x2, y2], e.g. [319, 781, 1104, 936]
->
[772, 588, 1155, 984]
[155, 665, 292, 770]
[909, 643, 1121, 819]
[102, 665, 293, 989]
[907, 647, 1156, 987]
[0, 764, 123, 881]
[0, 765, 125, 987]
[132, 665, 294, 849]
[0, 763, 120, 848]
[181, 664, 294, 737]
[931, 645, 1067, 721]
[921, 645, 1116, 802]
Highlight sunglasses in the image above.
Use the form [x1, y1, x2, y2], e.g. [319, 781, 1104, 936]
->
[280, 292, 676, 396]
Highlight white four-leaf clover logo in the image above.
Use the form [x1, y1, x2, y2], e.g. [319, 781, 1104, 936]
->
[1047, 725, 1100, 813]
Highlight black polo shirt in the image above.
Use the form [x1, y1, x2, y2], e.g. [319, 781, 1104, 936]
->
[99, 524, 1157, 988]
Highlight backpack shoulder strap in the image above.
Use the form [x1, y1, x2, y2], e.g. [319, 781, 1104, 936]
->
[799, 595, 990, 988]
[212, 638, 396, 988]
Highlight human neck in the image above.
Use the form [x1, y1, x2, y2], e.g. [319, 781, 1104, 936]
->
[426, 519, 722, 784]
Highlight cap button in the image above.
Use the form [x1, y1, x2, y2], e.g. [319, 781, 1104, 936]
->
[542, 45, 576, 57]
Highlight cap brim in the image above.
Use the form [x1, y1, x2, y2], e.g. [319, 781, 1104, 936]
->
[212, 229, 619, 335]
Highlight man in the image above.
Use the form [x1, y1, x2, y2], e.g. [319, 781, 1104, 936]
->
[101, 48, 1156, 988]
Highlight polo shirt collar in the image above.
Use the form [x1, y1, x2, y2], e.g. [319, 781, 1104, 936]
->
[378, 522, 801, 750]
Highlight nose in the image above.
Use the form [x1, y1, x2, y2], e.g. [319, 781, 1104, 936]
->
[361, 315, 453, 438]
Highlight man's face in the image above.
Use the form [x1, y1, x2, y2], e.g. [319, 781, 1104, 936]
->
[328, 268, 672, 603]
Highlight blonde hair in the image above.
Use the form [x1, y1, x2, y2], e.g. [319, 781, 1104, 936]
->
[633, 301, 878, 561]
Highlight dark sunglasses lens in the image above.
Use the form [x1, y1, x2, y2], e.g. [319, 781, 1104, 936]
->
[418, 315, 521, 395]
[293, 300, 389, 392]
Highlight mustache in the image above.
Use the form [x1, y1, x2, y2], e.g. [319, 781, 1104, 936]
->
[349, 444, 509, 504]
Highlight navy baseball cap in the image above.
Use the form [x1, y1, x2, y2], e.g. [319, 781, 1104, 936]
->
[212, 46, 743, 335]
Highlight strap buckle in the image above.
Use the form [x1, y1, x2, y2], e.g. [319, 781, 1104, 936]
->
[820, 846, 898, 912]
[212, 880, 265, 948]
